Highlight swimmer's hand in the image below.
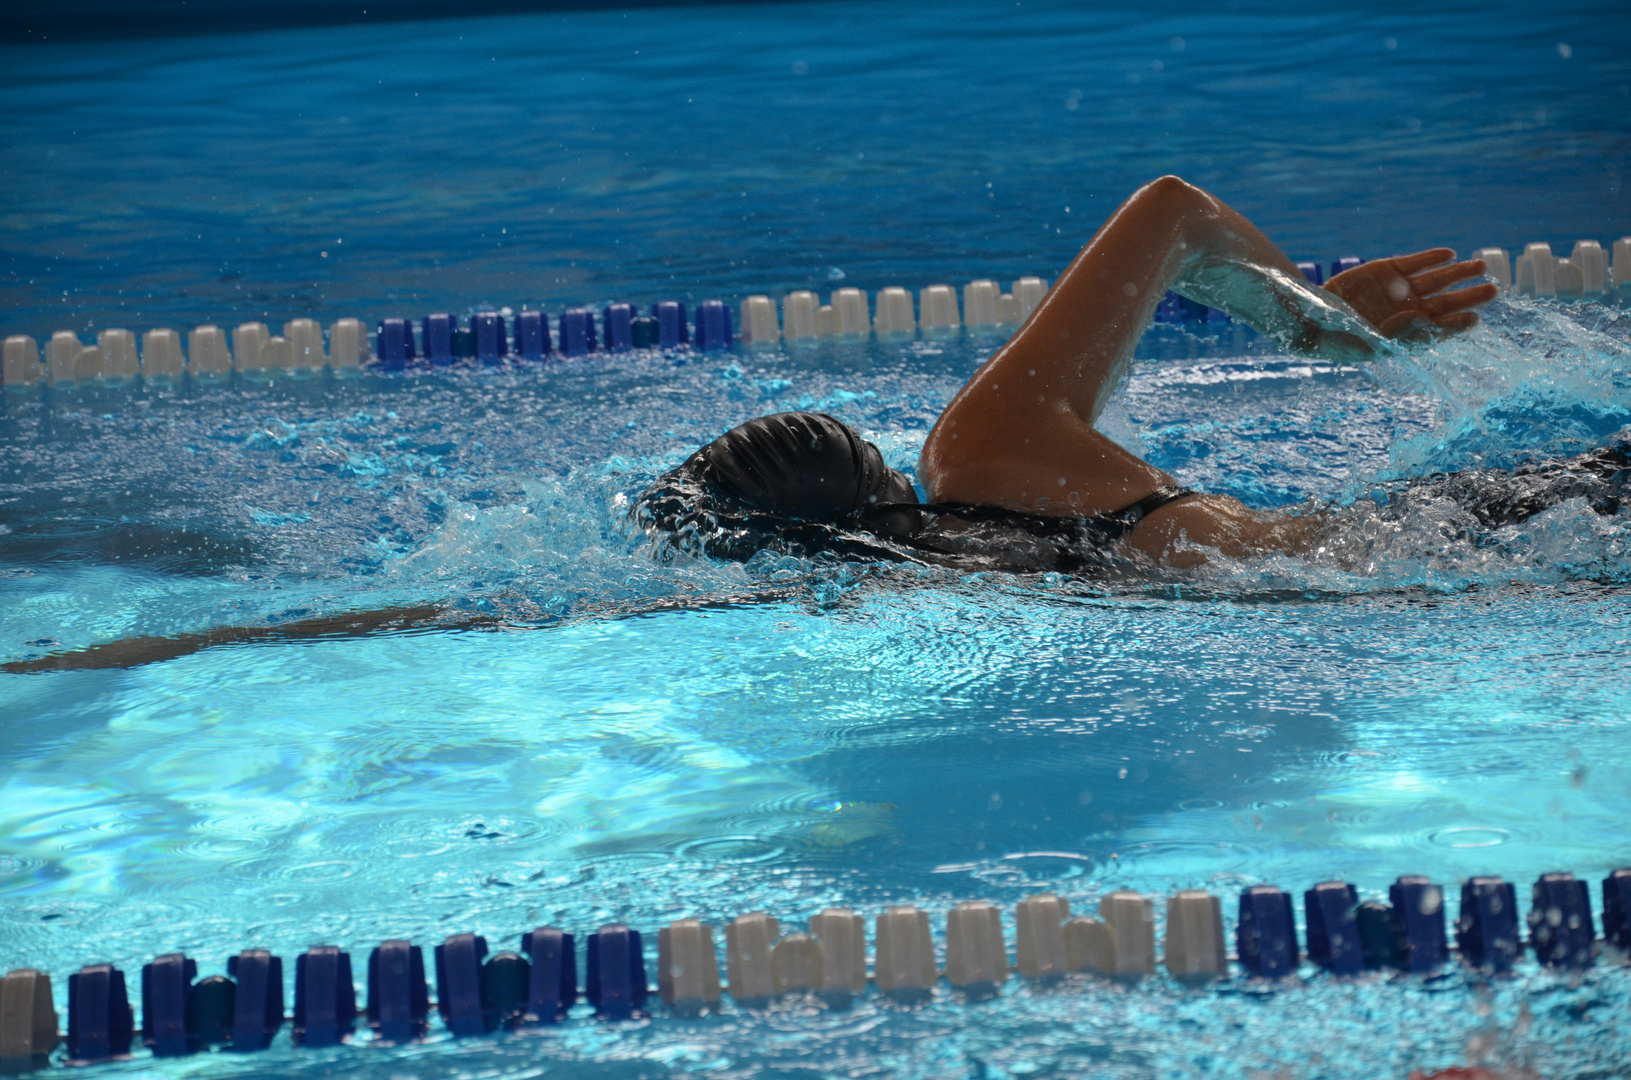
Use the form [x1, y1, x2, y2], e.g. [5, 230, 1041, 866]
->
[1324, 248, 1496, 344]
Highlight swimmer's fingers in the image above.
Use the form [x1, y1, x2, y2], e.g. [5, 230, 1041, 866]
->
[1410, 259, 1490, 297]
[1419, 281, 1498, 317]
[1384, 247, 1458, 276]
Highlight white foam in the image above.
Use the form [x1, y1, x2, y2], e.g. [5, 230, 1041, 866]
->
[769, 933, 823, 995]
[1062, 916, 1115, 974]
[995, 292, 1021, 325]
[259, 336, 295, 371]
[814, 304, 838, 337]
[1098, 891, 1155, 976]
[807, 908, 866, 996]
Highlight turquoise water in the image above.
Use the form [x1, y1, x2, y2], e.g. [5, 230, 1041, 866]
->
[4, 2, 1631, 1077]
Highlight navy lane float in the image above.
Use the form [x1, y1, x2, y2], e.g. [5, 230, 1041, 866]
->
[1, 869, 1629, 1071]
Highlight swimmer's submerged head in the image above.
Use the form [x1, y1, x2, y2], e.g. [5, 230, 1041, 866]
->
[634, 412, 922, 561]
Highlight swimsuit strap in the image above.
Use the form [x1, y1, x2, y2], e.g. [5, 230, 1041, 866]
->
[1123, 485, 1199, 521]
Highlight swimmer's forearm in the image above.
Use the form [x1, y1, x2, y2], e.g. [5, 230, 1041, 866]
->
[1133, 181, 1388, 363]
[1173, 253, 1387, 365]
[1127, 493, 1326, 565]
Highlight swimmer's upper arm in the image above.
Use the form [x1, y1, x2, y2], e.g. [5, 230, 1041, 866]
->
[922, 410, 1171, 517]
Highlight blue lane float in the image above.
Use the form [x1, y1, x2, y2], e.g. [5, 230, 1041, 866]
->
[521, 927, 577, 1025]
[0, 868, 1627, 1072]
[653, 300, 689, 349]
[434, 934, 489, 1037]
[366, 940, 428, 1045]
[630, 313, 659, 349]
[1331, 255, 1364, 278]
[602, 303, 634, 352]
[514, 309, 550, 360]
[375, 317, 414, 368]
[1303, 881, 1361, 975]
[1236, 885, 1299, 979]
[137, 954, 193, 1057]
[65, 965, 132, 1066]
[559, 307, 597, 357]
[1457, 876, 1520, 974]
[423, 312, 455, 365]
[1390, 875, 1448, 974]
[1356, 900, 1402, 970]
[292, 947, 355, 1048]
[472, 312, 507, 363]
[586, 925, 648, 1021]
[1529, 872, 1594, 970]
[1605, 868, 1631, 952]
[225, 950, 284, 1052]
[478, 948, 530, 1031]
[693, 299, 732, 350]
[183, 974, 234, 1050]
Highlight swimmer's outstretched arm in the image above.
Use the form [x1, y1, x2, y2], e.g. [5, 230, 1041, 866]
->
[0, 589, 805, 674]
[0, 604, 483, 673]
[919, 176, 1493, 564]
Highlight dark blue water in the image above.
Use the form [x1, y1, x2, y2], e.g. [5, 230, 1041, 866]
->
[1, 0, 1627, 339]
[4, 3, 1631, 1079]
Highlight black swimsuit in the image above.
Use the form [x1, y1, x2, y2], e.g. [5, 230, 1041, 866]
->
[881, 486, 1199, 572]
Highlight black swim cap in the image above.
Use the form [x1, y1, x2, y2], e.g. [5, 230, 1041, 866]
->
[693, 411, 917, 523]
[632, 412, 921, 563]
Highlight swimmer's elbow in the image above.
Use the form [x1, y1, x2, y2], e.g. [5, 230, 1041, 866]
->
[1138, 175, 1206, 208]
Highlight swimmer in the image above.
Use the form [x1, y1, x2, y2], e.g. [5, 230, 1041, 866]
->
[640, 175, 1509, 570]
[9, 177, 1627, 674]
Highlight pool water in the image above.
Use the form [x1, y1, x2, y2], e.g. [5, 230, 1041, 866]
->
[4, 2, 1631, 1077]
